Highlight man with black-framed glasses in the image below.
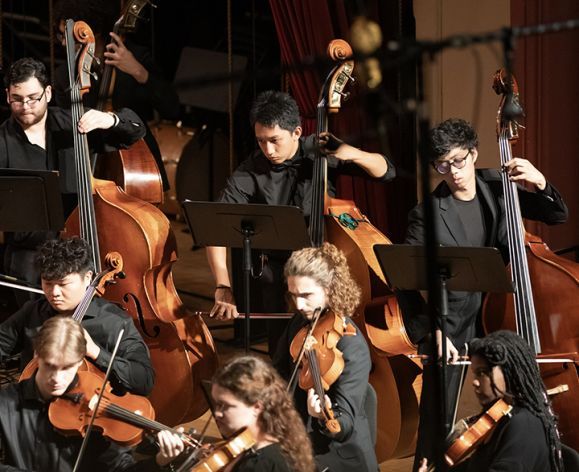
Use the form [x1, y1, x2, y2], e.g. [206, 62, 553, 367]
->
[0, 57, 145, 304]
[402, 118, 568, 471]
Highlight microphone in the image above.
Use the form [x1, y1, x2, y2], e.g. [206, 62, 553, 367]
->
[350, 16, 383, 89]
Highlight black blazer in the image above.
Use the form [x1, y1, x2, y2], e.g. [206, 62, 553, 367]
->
[403, 169, 568, 344]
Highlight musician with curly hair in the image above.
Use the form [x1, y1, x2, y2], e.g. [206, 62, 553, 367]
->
[418, 330, 564, 472]
[206, 355, 317, 472]
[272, 242, 378, 472]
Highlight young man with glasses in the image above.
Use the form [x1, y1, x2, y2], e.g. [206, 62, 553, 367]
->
[0, 57, 145, 303]
[403, 118, 568, 470]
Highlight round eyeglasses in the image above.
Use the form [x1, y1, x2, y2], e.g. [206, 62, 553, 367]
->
[432, 150, 471, 175]
[9, 89, 47, 108]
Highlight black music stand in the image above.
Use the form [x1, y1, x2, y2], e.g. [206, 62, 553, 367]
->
[373, 244, 513, 437]
[181, 201, 310, 352]
[0, 169, 64, 231]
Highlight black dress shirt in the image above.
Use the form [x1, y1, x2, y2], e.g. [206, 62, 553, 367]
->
[233, 444, 291, 472]
[0, 375, 135, 472]
[218, 134, 396, 222]
[54, 41, 181, 191]
[0, 297, 154, 396]
[0, 376, 166, 472]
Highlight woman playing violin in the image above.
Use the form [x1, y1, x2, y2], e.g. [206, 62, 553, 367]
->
[419, 330, 563, 472]
[0, 315, 183, 471]
[272, 243, 378, 472]
[203, 355, 316, 472]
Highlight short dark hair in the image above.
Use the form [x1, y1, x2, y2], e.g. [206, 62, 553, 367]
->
[35, 238, 94, 281]
[4, 57, 49, 88]
[53, 0, 117, 37]
[249, 91, 301, 131]
[428, 118, 478, 160]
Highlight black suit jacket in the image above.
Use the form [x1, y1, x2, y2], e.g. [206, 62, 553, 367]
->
[404, 169, 568, 344]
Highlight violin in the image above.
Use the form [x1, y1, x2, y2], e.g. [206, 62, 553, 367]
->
[289, 309, 356, 433]
[184, 429, 256, 472]
[49, 370, 200, 448]
[19, 252, 124, 381]
[443, 399, 513, 467]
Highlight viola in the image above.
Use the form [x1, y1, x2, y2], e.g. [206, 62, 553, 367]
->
[444, 399, 513, 467]
[184, 429, 256, 472]
[289, 309, 356, 433]
[49, 370, 200, 448]
[19, 252, 124, 381]
[62, 19, 218, 426]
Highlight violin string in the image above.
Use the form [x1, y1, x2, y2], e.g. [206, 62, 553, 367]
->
[305, 349, 327, 417]
[96, 398, 201, 448]
[499, 127, 540, 352]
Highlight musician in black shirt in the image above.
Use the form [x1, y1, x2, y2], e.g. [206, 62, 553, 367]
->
[405, 118, 568, 470]
[0, 57, 145, 300]
[0, 238, 154, 396]
[0, 315, 182, 472]
[206, 90, 395, 351]
[418, 330, 563, 472]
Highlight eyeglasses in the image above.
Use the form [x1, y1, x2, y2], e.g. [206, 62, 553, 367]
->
[432, 150, 471, 175]
[9, 89, 47, 107]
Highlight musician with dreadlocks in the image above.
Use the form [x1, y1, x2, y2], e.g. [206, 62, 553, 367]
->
[418, 330, 563, 472]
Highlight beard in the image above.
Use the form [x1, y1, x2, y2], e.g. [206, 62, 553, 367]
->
[13, 105, 48, 129]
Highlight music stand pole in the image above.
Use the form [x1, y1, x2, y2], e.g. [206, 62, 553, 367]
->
[439, 271, 450, 436]
[181, 201, 310, 354]
[241, 223, 254, 353]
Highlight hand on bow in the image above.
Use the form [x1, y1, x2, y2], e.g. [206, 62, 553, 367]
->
[503, 157, 546, 191]
[436, 329, 459, 365]
[155, 428, 186, 466]
[210, 287, 239, 320]
[417, 458, 429, 471]
[104, 32, 149, 84]
[307, 388, 332, 419]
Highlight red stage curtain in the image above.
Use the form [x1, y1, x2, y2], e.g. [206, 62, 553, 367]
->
[268, 0, 395, 236]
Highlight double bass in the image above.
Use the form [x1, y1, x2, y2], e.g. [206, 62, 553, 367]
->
[62, 19, 218, 426]
[483, 69, 579, 448]
[310, 39, 422, 461]
[92, 0, 164, 205]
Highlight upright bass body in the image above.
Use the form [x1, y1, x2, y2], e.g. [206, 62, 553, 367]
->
[483, 234, 579, 448]
[325, 199, 422, 460]
[482, 69, 579, 449]
[65, 180, 218, 425]
[62, 19, 217, 427]
[311, 39, 422, 462]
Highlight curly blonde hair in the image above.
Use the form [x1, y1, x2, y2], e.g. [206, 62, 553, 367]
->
[284, 242, 361, 317]
[213, 356, 316, 472]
